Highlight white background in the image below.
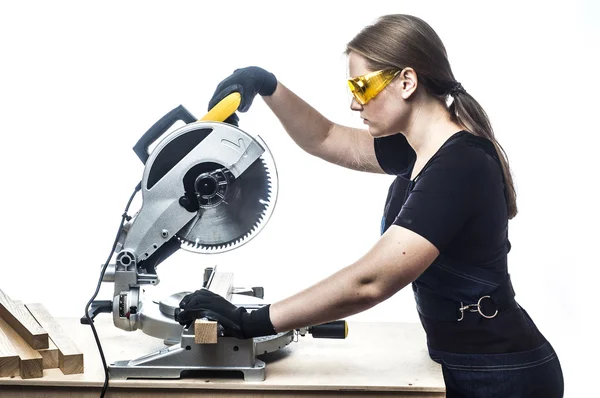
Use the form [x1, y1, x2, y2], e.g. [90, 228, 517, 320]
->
[0, 1, 598, 396]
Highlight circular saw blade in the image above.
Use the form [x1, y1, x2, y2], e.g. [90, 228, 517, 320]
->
[176, 157, 272, 253]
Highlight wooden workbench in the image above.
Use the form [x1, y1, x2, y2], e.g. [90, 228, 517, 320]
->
[0, 318, 445, 397]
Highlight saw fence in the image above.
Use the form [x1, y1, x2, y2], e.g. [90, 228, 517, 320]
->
[0, 289, 83, 379]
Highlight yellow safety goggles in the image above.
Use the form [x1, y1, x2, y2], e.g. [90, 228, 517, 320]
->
[347, 69, 401, 105]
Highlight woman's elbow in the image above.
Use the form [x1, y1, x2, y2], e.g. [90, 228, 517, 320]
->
[354, 283, 388, 309]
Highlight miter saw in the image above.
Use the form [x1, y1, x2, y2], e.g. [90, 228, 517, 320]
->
[82, 93, 347, 381]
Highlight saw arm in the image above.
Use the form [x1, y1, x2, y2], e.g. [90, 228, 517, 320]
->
[86, 93, 278, 334]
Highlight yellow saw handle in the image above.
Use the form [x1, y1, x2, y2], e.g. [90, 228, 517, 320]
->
[200, 92, 241, 122]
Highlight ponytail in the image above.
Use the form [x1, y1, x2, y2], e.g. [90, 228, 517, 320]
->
[449, 91, 517, 219]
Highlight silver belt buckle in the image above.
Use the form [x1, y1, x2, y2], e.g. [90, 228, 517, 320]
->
[458, 295, 499, 321]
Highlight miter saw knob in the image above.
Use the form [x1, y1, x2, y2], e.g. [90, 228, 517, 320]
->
[178, 195, 198, 213]
[308, 320, 348, 339]
[179, 196, 191, 207]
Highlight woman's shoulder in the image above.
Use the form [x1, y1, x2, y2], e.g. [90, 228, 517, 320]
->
[439, 131, 501, 166]
[428, 131, 504, 181]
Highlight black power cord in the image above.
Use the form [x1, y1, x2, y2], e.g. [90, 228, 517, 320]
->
[84, 182, 141, 397]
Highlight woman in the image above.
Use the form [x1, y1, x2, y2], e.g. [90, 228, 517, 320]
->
[175, 14, 564, 397]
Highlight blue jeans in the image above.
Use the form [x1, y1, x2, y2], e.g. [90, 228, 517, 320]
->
[428, 341, 564, 397]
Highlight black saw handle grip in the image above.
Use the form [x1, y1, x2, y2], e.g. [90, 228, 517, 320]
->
[133, 105, 197, 164]
[309, 320, 348, 339]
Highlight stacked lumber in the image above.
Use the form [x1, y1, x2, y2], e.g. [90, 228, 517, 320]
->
[0, 289, 83, 379]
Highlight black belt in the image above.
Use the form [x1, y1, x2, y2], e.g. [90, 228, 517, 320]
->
[412, 276, 519, 322]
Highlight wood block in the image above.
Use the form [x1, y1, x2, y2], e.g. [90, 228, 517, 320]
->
[0, 317, 43, 379]
[0, 318, 19, 377]
[38, 337, 59, 369]
[0, 290, 48, 349]
[12, 301, 59, 370]
[24, 303, 83, 375]
[194, 320, 218, 344]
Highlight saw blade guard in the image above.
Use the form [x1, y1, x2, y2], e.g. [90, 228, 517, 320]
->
[120, 120, 278, 266]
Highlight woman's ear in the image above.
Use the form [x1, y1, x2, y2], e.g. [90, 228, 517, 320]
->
[399, 67, 418, 99]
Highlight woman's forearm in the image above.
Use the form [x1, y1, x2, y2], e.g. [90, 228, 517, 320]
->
[268, 263, 383, 332]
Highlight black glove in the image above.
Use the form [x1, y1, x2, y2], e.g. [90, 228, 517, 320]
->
[208, 66, 278, 116]
[174, 289, 277, 339]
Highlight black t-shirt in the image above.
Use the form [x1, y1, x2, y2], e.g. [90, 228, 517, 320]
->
[375, 131, 545, 354]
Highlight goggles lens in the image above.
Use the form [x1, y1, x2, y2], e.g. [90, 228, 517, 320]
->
[347, 69, 400, 105]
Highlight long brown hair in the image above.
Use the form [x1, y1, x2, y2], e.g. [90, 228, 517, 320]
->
[346, 14, 517, 219]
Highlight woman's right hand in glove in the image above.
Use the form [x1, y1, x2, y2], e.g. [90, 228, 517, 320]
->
[208, 66, 278, 114]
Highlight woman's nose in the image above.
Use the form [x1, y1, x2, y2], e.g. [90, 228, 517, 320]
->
[350, 97, 363, 111]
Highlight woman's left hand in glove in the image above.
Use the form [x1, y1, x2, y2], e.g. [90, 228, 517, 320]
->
[174, 289, 277, 339]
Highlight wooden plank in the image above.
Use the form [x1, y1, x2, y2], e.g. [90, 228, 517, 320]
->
[12, 301, 59, 370]
[0, 317, 19, 377]
[194, 272, 235, 344]
[0, 290, 48, 350]
[0, 317, 43, 379]
[38, 337, 59, 369]
[24, 303, 83, 375]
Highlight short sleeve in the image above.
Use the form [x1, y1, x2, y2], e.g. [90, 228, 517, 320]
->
[374, 133, 416, 175]
[393, 147, 489, 251]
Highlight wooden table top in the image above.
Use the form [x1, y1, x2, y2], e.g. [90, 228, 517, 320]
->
[0, 317, 444, 393]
